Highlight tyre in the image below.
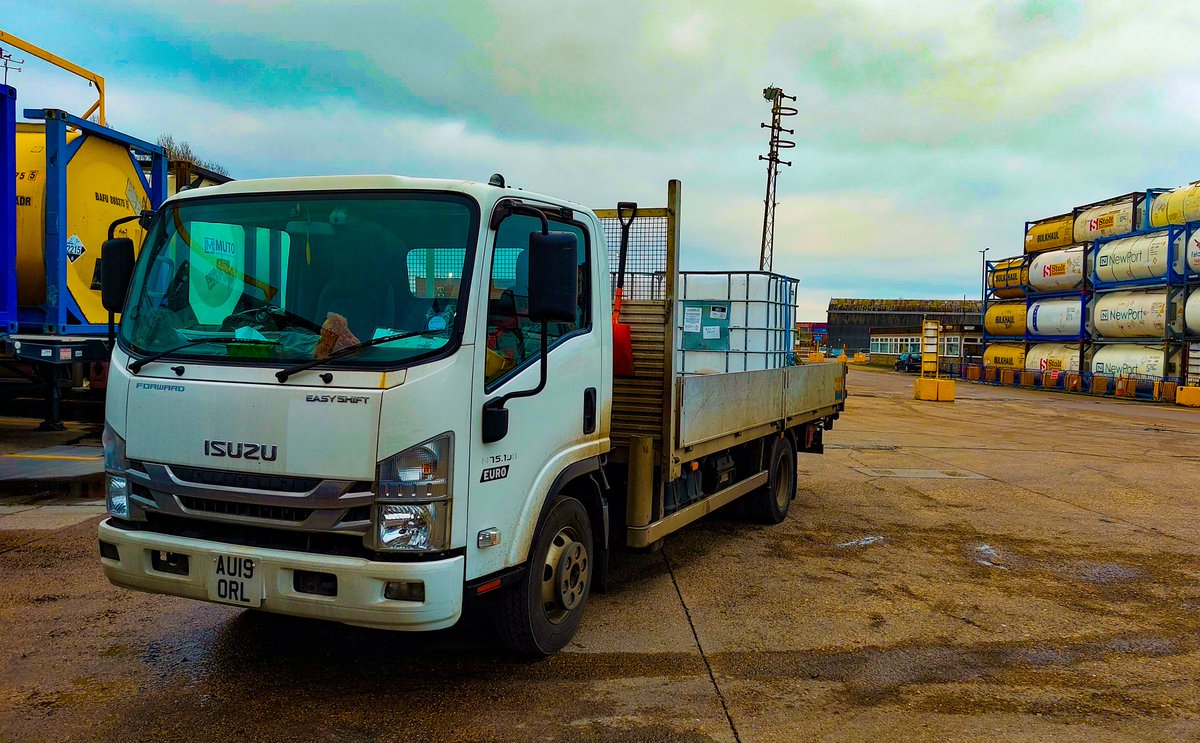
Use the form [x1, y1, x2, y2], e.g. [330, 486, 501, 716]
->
[746, 436, 797, 524]
[496, 496, 593, 655]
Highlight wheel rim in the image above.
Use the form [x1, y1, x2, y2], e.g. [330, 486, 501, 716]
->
[773, 446, 794, 511]
[540, 526, 589, 625]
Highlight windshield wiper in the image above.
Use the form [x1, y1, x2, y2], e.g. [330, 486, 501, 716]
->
[275, 329, 445, 383]
[128, 337, 280, 374]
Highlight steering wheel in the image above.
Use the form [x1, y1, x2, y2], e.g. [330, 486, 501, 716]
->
[221, 304, 323, 333]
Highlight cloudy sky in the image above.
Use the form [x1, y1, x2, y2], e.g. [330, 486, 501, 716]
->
[6, 0, 1200, 318]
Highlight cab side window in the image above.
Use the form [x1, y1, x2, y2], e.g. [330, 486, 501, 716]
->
[485, 213, 591, 388]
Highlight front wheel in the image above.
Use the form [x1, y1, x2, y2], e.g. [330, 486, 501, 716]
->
[496, 496, 593, 655]
[746, 435, 797, 524]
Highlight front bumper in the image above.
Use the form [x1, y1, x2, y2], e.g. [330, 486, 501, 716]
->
[98, 519, 464, 631]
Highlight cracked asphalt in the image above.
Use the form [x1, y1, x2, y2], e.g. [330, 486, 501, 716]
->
[2, 369, 1200, 742]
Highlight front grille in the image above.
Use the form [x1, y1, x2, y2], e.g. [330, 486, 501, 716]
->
[170, 465, 321, 493]
[178, 495, 313, 522]
[129, 512, 457, 562]
[143, 511, 366, 556]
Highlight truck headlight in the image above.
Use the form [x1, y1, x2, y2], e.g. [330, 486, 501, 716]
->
[373, 434, 452, 552]
[102, 422, 130, 518]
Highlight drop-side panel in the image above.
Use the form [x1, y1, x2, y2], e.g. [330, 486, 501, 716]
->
[677, 368, 785, 449]
[783, 363, 840, 421]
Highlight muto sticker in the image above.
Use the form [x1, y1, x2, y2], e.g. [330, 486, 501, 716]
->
[66, 235, 85, 263]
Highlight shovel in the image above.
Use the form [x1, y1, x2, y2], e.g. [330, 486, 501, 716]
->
[613, 202, 638, 377]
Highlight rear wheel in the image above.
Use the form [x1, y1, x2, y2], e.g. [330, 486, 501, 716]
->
[746, 436, 797, 524]
[496, 496, 593, 655]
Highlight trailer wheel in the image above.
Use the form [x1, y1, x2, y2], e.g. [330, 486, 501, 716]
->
[496, 496, 593, 655]
[747, 436, 797, 524]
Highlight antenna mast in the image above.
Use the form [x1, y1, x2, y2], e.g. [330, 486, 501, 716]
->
[758, 86, 796, 272]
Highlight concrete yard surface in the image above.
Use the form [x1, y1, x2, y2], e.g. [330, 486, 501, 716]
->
[2, 370, 1199, 741]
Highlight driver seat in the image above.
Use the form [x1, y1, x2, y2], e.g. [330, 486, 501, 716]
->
[315, 222, 397, 340]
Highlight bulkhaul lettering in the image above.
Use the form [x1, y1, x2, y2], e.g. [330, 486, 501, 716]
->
[203, 440, 279, 461]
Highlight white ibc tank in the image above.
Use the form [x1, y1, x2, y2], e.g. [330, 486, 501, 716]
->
[1091, 344, 1166, 378]
[1092, 290, 1170, 338]
[1094, 231, 1182, 283]
[1187, 291, 1200, 335]
[677, 272, 797, 373]
[1025, 343, 1081, 373]
[1028, 246, 1084, 293]
[1027, 298, 1083, 337]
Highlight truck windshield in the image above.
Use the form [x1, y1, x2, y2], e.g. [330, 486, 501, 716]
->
[119, 192, 479, 368]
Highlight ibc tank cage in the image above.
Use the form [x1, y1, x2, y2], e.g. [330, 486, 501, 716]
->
[675, 271, 797, 373]
[1, 97, 167, 335]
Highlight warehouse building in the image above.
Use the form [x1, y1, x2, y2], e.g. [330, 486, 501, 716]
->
[868, 323, 983, 367]
[826, 298, 982, 353]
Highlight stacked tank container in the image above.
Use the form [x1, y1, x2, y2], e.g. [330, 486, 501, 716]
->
[982, 255, 1028, 375]
[981, 188, 1197, 397]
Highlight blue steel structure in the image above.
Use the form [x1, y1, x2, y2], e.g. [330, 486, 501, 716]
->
[0, 86, 15, 333]
[2, 98, 167, 428]
[18, 107, 166, 335]
[1090, 223, 1192, 347]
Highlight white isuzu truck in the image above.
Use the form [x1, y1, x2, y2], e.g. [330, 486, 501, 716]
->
[97, 177, 845, 654]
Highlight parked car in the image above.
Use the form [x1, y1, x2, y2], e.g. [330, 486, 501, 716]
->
[895, 352, 921, 373]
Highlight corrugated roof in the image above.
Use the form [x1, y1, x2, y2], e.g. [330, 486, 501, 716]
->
[828, 298, 982, 313]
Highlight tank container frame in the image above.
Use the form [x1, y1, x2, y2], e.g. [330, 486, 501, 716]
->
[14, 107, 167, 335]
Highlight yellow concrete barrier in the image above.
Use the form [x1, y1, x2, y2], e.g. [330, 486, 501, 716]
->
[808, 352, 825, 363]
[1176, 386, 1200, 407]
[915, 378, 955, 402]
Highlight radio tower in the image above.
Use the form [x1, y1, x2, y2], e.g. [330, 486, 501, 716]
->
[758, 86, 796, 272]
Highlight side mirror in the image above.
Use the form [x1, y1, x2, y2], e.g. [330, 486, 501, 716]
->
[101, 238, 136, 313]
[527, 231, 578, 323]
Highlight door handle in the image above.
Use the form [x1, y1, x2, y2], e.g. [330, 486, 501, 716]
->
[583, 387, 597, 434]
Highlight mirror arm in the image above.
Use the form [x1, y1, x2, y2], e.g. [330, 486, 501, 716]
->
[489, 200, 550, 234]
[107, 213, 142, 240]
[482, 322, 550, 443]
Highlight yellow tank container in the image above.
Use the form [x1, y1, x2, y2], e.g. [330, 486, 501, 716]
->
[984, 302, 1026, 336]
[987, 257, 1027, 299]
[983, 344, 1025, 369]
[15, 123, 149, 322]
[1150, 183, 1200, 227]
[1024, 214, 1074, 254]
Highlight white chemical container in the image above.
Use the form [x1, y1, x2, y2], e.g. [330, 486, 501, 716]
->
[676, 272, 797, 373]
[1093, 231, 1184, 284]
[1027, 298, 1084, 337]
[1187, 291, 1200, 335]
[1092, 290, 1174, 338]
[1090, 344, 1167, 378]
[1028, 246, 1085, 293]
[1025, 343, 1081, 373]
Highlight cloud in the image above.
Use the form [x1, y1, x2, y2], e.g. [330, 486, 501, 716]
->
[8, 0, 1200, 323]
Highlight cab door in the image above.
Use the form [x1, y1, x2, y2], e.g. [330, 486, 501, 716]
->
[466, 207, 607, 580]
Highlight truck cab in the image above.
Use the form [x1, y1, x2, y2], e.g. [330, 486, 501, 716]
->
[98, 176, 844, 654]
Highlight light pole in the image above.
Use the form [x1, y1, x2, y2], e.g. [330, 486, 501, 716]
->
[977, 247, 989, 365]
[978, 247, 990, 303]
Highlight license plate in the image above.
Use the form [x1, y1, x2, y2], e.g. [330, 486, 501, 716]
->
[206, 554, 263, 608]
